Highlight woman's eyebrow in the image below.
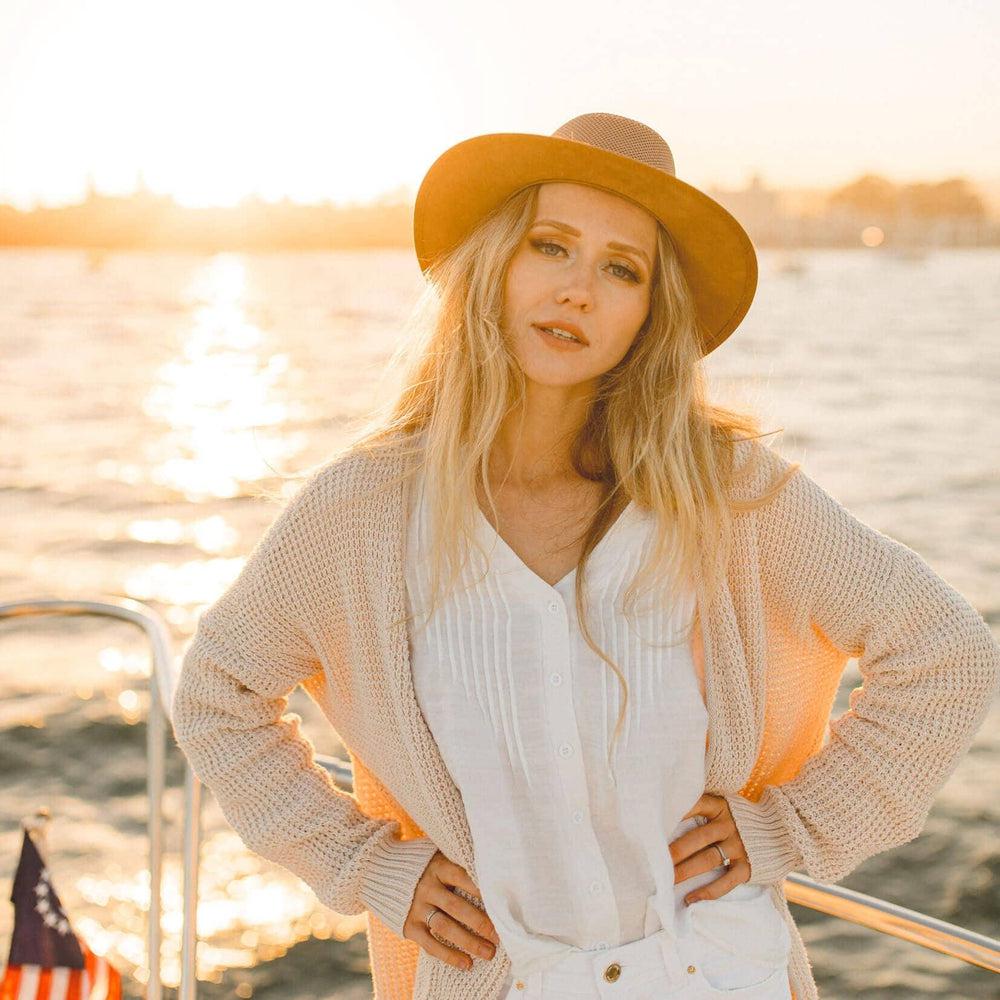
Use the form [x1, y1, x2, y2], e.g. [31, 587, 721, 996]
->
[532, 218, 650, 268]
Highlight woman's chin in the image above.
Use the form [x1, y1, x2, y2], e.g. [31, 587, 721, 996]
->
[519, 364, 597, 390]
[514, 349, 603, 388]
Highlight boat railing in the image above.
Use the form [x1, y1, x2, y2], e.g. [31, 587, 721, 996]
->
[1, 596, 997, 1000]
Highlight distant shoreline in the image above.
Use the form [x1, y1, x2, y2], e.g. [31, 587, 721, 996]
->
[2, 173, 998, 250]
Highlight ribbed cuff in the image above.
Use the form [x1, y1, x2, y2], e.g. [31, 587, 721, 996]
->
[725, 789, 802, 886]
[358, 833, 440, 937]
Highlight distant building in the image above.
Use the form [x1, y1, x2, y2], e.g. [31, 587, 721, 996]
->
[706, 175, 799, 247]
[706, 174, 1000, 248]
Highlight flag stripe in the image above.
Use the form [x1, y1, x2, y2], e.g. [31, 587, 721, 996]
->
[80, 946, 120, 1000]
[0, 964, 24, 1000]
[15, 965, 39, 1000]
[89, 955, 108, 1000]
[35, 967, 52, 1000]
[47, 967, 70, 1000]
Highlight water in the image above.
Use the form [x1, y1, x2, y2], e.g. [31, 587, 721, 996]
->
[1, 247, 997, 999]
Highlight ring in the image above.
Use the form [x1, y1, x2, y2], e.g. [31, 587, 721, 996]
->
[426, 906, 443, 931]
[713, 843, 731, 868]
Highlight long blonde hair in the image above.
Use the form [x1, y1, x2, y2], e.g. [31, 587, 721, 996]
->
[313, 182, 797, 767]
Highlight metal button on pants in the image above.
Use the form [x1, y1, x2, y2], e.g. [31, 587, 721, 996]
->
[501, 927, 681, 999]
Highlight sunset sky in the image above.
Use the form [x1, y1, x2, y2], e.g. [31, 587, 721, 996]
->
[0, 0, 997, 210]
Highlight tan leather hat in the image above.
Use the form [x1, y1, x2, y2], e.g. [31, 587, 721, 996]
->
[413, 111, 758, 356]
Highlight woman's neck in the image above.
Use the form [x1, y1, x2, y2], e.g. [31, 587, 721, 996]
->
[490, 382, 595, 489]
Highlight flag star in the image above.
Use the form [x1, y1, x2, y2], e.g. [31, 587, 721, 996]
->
[40, 868, 51, 881]
[57, 918, 70, 935]
[37, 898, 51, 913]
[34, 882, 48, 897]
[44, 911, 59, 928]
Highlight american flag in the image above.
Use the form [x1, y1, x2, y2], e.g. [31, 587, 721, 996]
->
[1, 827, 122, 1000]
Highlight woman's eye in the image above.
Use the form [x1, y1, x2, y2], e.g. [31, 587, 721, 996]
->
[531, 239, 564, 256]
[610, 262, 640, 282]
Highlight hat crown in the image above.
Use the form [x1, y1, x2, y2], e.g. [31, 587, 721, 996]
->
[552, 112, 676, 176]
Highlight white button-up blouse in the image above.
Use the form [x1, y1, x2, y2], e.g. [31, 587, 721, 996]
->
[404, 466, 792, 995]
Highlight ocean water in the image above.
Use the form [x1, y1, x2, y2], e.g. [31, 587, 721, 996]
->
[0, 247, 997, 999]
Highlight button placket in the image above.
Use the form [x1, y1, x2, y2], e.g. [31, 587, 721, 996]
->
[539, 591, 619, 947]
[542, 597, 576, 768]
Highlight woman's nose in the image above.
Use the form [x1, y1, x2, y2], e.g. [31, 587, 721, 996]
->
[555, 264, 595, 309]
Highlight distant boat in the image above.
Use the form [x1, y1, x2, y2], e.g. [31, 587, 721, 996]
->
[85, 249, 108, 272]
[888, 246, 928, 262]
[774, 253, 807, 275]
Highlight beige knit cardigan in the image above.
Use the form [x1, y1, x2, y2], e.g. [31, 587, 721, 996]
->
[170, 435, 1000, 1000]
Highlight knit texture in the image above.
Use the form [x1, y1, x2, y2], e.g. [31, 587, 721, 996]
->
[170, 435, 1000, 1000]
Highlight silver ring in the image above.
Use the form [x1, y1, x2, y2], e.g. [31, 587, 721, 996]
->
[713, 842, 731, 868]
[426, 906, 443, 931]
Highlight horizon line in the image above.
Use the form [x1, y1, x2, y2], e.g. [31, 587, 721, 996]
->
[4, 170, 1000, 214]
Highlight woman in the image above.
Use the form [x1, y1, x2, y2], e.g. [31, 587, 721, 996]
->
[171, 113, 1000, 1000]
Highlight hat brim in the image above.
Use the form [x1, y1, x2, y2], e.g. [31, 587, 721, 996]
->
[413, 132, 758, 355]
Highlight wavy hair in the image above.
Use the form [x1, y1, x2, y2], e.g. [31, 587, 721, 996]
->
[309, 183, 797, 770]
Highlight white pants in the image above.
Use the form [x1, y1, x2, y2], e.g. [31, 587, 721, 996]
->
[499, 924, 792, 1000]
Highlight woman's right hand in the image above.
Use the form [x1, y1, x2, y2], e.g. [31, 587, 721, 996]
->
[403, 850, 501, 972]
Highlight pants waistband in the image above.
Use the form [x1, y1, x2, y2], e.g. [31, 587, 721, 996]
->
[503, 924, 793, 999]
[509, 927, 686, 996]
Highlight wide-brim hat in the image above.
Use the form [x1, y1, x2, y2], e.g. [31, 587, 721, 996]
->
[413, 112, 758, 356]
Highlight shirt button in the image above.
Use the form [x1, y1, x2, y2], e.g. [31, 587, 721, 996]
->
[687, 965, 697, 974]
[558, 742, 574, 757]
[572, 809, 584, 823]
[549, 672, 562, 685]
[589, 880, 602, 895]
[547, 600, 560, 613]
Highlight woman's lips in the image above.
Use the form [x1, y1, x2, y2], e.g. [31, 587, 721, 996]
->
[533, 324, 588, 350]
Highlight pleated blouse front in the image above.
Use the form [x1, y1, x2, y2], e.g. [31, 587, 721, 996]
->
[403, 466, 792, 993]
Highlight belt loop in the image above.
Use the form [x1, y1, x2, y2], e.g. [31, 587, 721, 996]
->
[654, 925, 688, 987]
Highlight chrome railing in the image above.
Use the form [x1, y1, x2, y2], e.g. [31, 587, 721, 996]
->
[1, 598, 183, 1000]
[1, 596, 997, 1000]
[784, 875, 999, 973]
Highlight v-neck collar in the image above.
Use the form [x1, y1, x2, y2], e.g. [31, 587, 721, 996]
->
[474, 498, 637, 591]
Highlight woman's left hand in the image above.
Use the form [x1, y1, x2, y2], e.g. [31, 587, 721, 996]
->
[669, 792, 751, 905]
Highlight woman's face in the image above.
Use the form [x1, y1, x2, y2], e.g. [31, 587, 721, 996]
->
[501, 182, 658, 390]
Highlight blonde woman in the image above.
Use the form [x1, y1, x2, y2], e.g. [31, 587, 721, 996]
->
[171, 113, 1000, 1000]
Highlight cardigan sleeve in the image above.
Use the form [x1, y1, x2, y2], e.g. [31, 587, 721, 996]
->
[170, 473, 440, 937]
[724, 455, 1000, 886]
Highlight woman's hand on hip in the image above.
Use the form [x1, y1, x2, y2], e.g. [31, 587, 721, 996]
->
[669, 792, 751, 904]
[403, 850, 501, 972]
